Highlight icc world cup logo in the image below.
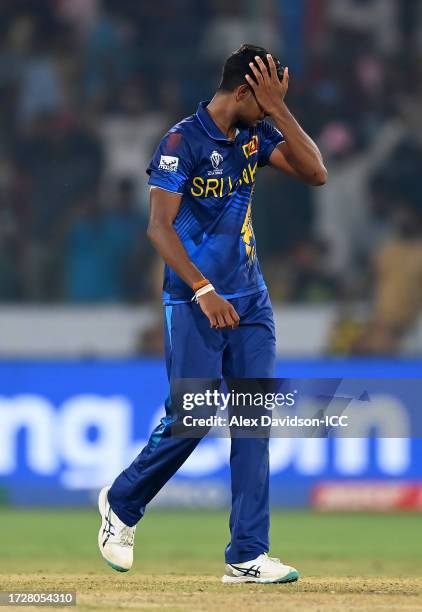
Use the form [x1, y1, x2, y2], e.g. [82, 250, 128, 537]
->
[210, 150, 223, 170]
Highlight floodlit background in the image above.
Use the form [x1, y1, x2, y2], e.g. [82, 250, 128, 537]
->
[0, 0, 422, 515]
[0, 0, 421, 356]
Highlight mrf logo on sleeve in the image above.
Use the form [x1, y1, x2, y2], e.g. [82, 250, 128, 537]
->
[159, 155, 179, 172]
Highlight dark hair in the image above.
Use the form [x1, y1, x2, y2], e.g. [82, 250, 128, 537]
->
[218, 43, 284, 92]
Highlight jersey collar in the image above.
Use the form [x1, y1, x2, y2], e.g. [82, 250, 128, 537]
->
[196, 100, 235, 143]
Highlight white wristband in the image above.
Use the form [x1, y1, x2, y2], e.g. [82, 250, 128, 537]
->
[192, 283, 215, 302]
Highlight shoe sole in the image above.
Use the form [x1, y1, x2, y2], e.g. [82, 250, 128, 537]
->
[221, 569, 300, 584]
[97, 486, 129, 573]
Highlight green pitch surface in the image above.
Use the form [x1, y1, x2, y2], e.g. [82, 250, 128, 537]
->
[1, 509, 421, 611]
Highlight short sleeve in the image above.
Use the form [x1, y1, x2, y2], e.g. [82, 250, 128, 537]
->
[146, 130, 195, 194]
[258, 121, 285, 167]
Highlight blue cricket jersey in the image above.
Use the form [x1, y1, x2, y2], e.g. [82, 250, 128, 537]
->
[147, 101, 284, 304]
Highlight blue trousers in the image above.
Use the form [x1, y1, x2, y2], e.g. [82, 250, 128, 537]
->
[108, 289, 276, 563]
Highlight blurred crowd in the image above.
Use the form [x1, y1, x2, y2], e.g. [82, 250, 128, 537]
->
[0, 0, 422, 351]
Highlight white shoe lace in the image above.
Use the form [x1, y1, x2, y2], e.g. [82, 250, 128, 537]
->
[119, 525, 136, 547]
[262, 553, 281, 564]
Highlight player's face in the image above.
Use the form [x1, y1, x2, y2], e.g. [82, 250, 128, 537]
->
[236, 87, 266, 127]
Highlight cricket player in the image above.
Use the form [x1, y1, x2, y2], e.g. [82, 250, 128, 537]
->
[98, 44, 327, 584]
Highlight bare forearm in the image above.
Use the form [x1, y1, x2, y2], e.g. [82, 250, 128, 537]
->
[147, 223, 205, 289]
[272, 103, 327, 185]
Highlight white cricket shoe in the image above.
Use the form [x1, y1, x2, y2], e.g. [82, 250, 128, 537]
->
[98, 486, 136, 572]
[222, 553, 299, 584]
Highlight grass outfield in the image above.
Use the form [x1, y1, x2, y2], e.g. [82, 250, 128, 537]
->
[1, 509, 421, 611]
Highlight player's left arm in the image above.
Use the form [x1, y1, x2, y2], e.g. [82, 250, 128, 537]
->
[269, 109, 327, 186]
[246, 55, 327, 187]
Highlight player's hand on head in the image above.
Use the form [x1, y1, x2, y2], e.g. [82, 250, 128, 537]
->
[245, 54, 289, 117]
[197, 292, 240, 329]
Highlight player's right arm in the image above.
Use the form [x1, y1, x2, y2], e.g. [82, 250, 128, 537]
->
[147, 186, 240, 329]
